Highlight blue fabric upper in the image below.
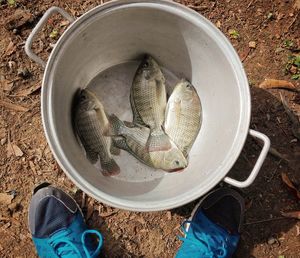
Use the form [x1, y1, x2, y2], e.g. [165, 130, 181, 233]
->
[32, 212, 102, 258]
[176, 209, 240, 258]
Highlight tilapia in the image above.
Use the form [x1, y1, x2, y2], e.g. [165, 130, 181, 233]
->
[109, 115, 188, 172]
[131, 55, 172, 152]
[164, 79, 202, 157]
[74, 89, 120, 176]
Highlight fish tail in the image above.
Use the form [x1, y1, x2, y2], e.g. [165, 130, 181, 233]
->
[101, 158, 120, 176]
[147, 130, 172, 152]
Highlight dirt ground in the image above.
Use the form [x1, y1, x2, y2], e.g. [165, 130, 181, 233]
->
[0, 0, 300, 257]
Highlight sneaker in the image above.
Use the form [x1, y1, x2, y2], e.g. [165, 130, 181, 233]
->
[176, 187, 245, 258]
[28, 183, 102, 258]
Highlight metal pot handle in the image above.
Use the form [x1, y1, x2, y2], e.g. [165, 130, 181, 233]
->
[25, 6, 74, 68]
[224, 129, 270, 188]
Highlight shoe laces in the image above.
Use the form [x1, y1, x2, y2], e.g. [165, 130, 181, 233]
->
[179, 220, 227, 258]
[48, 229, 103, 258]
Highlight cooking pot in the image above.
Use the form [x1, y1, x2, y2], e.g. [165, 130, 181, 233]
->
[25, 0, 270, 211]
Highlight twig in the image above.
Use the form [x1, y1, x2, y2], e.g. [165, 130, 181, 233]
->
[0, 100, 28, 112]
[241, 48, 251, 62]
[285, 12, 299, 33]
[244, 216, 289, 225]
[253, 137, 289, 161]
[246, 0, 256, 9]
[187, 5, 208, 11]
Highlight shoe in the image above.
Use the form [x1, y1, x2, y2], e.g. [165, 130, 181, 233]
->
[175, 187, 245, 258]
[28, 183, 102, 258]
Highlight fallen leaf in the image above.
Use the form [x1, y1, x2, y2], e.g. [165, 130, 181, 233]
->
[281, 210, 300, 219]
[49, 29, 58, 39]
[0, 100, 28, 112]
[4, 41, 16, 56]
[281, 173, 300, 199]
[15, 83, 41, 96]
[0, 193, 14, 205]
[259, 79, 296, 91]
[7, 0, 16, 7]
[7, 135, 23, 158]
[12, 144, 23, 156]
[228, 29, 240, 39]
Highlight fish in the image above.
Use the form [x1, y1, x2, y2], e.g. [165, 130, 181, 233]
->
[131, 55, 172, 152]
[74, 89, 120, 176]
[164, 79, 202, 157]
[108, 115, 188, 172]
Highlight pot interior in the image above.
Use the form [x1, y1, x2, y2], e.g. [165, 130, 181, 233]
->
[44, 1, 250, 210]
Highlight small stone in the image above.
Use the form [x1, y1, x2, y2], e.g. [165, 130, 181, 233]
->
[249, 41, 256, 49]
[216, 20, 221, 28]
[8, 61, 16, 70]
[166, 211, 172, 220]
[267, 237, 276, 245]
[0, 138, 7, 145]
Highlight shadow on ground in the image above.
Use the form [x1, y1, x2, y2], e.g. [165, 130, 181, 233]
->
[173, 86, 300, 257]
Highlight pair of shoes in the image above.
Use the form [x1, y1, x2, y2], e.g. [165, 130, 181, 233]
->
[28, 183, 102, 258]
[175, 188, 245, 258]
[29, 184, 244, 258]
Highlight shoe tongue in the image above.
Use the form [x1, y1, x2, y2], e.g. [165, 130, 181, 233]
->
[51, 231, 84, 258]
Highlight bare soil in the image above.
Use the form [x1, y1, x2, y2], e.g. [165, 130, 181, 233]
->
[0, 0, 299, 257]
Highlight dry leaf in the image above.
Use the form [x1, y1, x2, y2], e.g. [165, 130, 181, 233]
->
[0, 193, 14, 205]
[281, 173, 300, 199]
[259, 79, 296, 91]
[0, 100, 28, 112]
[281, 210, 300, 219]
[7, 140, 23, 158]
[12, 144, 23, 157]
[5, 41, 16, 56]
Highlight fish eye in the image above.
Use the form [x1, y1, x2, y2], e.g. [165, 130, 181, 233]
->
[80, 94, 87, 100]
[174, 160, 180, 166]
[142, 61, 149, 68]
[186, 84, 191, 88]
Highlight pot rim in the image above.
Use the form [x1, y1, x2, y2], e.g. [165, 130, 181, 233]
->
[41, 0, 251, 211]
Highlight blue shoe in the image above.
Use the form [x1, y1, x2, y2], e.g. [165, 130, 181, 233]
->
[28, 183, 102, 258]
[176, 188, 245, 258]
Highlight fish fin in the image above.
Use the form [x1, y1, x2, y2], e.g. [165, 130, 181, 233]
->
[77, 134, 99, 164]
[124, 121, 135, 128]
[130, 92, 146, 126]
[101, 158, 120, 176]
[110, 142, 121, 156]
[105, 114, 125, 136]
[112, 137, 129, 151]
[85, 149, 99, 164]
[147, 130, 172, 152]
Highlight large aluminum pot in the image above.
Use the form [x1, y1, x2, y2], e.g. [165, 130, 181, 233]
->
[25, 0, 270, 211]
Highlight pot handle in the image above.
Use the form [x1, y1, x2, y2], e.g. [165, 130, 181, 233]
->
[25, 6, 75, 68]
[223, 129, 270, 188]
